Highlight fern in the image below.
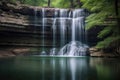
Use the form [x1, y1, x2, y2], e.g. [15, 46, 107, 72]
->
[98, 26, 113, 38]
[81, 0, 119, 49]
[96, 36, 120, 48]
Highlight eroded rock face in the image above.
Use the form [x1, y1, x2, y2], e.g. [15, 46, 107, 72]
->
[0, 1, 102, 51]
[0, 12, 28, 25]
[0, 1, 56, 47]
[89, 47, 120, 57]
[0, 48, 30, 58]
[0, 1, 34, 15]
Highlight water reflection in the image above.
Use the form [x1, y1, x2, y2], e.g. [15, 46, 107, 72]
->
[42, 58, 45, 80]
[0, 57, 120, 80]
[59, 58, 66, 80]
[69, 58, 77, 80]
[15, 57, 90, 80]
[51, 58, 56, 80]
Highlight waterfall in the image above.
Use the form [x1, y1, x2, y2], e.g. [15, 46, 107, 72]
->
[71, 18, 76, 41]
[58, 9, 89, 56]
[50, 18, 57, 55]
[71, 9, 85, 42]
[60, 9, 67, 47]
[35, 8, 89, 56]
[52, 18, 57, 48]
[49, 9, 58, 55]
[41, 8, 47, 55]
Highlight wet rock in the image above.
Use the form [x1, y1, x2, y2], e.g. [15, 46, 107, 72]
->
[58, 41, 89, 56]
[89, 47, 100, 53]
[0, 50, 15, 58]
[12, 48, 30, 55]
[89, 47, 119, 57]
[0, 48, 30, 58]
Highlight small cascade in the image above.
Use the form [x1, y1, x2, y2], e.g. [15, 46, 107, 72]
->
[71, 9, 85, 42]
[50, 19, 57, 55]
[71, 18, 76, 41]
[50, 9, 58, 55]
[59, 9, 68, 47]
[50, 18, 57, 55]
[58, 9, 89, 56]
[41, 8, 47, 55]
[58, 41, 89, 56]
[52, 18, 57, 48]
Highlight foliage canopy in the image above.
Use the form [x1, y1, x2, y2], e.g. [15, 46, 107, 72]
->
[81, 0, 120, 48]
[10, 0, 80, 8]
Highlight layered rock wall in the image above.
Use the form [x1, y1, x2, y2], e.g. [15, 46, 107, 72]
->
[0, 1, 100, 48]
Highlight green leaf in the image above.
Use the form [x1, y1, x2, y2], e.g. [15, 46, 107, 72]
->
[98, 26, 113, 38]
[96, 36, 120, 48]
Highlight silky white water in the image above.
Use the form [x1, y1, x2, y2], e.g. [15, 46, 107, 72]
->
[34, 8, 89, 56]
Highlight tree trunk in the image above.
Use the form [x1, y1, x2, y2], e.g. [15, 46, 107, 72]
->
[48, 0, 51, 7]
[70, 0, 74, 8]
[114, 0, 120, 35]
[115, 0, 118, 15]
[76, 0, 81, 7]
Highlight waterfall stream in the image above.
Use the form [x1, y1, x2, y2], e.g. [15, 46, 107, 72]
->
[34, 8, 89, 56]
[41, 8, 47, 55]
[60, 9, 67, 47]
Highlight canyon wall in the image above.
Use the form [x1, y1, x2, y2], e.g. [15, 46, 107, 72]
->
[0, 1, 101, 48]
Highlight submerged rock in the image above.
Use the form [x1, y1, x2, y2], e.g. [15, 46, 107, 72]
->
[58, 41, 89, 56]
[50, 48, 58, 55]
[41, 51, 47, 55]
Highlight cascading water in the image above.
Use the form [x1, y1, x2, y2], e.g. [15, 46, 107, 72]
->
[72, 9, 85, 42]
[41, 8, 47, 55]
[58, 9, 89, 56]
[49, 19, 57, 55]
[60, 9, 67, 47]
[52, 18, 57, 48]
[50, 9, 58, 55]
[35, 8, 89, 56]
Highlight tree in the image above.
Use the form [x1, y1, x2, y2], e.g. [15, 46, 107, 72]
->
[51, 0, 70, 8]
[81, 0, 120, 49]
[9, 0, 82, 8]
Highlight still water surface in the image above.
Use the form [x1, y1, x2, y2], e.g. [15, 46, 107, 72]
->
[0, 56, 120, 80]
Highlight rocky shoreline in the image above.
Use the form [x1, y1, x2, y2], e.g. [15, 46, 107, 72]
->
[0, 47, 119, 58]
[0, 48, 30, 58]
[89, 47, 120, 58]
